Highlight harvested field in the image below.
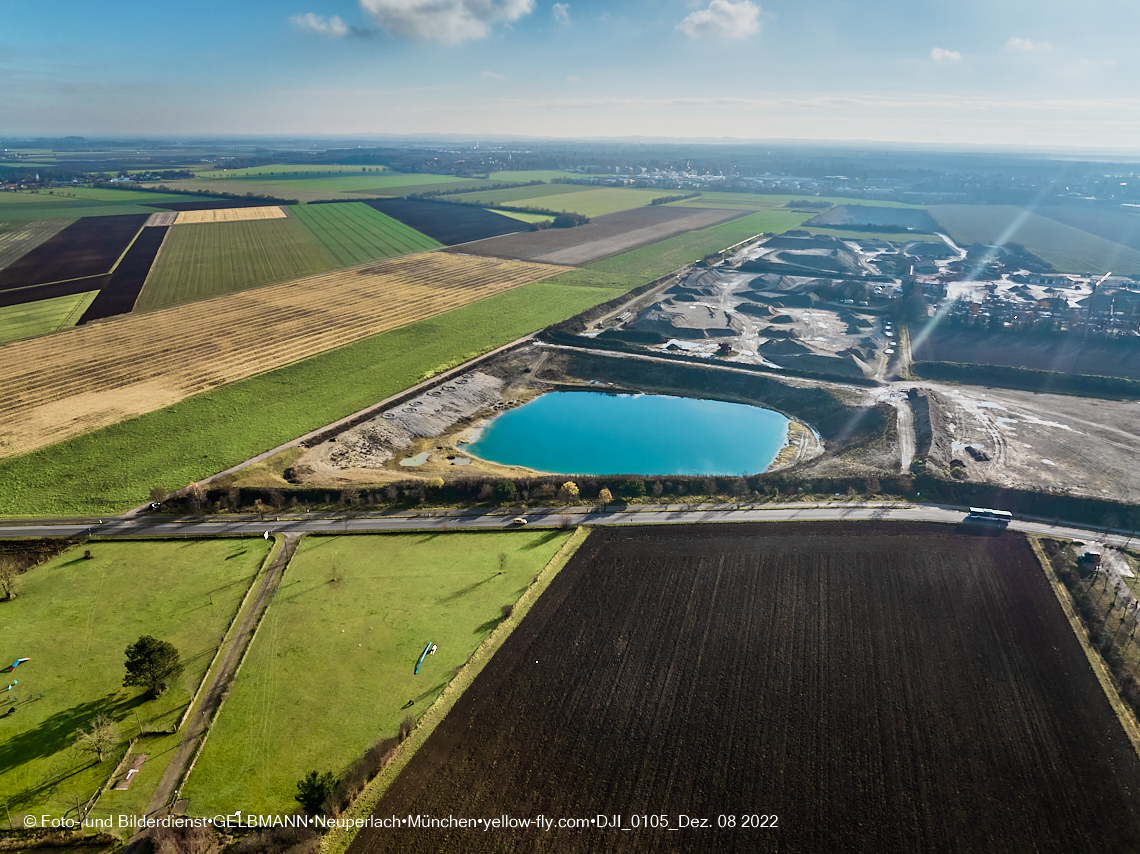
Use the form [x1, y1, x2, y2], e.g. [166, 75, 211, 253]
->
[1035, 205, 1140, 252]
[290, 202, 440, 266]
[0, 218, 74, 271]
[172, 205, 286, 224]
[0, 252, 569, 458]
[363, 198, 527, 245]
[0, 214, 146, 291]
[144, 211, 178, 227]
[135, 217, 335, 310]
[449, 206, 746, 266]
[353, 523, 1140, 854]
[77, 225, 168, 323]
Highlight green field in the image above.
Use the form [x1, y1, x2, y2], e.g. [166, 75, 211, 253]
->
[184, 530, 571, 815]
[198, 164, 390, 179]
[931, 204, 1140, 275]
[0, 538, 270, 821]
[492, 209, 553, 225]
[289, 203, 440, 267]
[0, 279, 625, 516]
[183, 173, 481, 204]
[445, 183, 584, 206]
[500, 187, 663, 217]
[0, 188, 226, 222]
[136, 217, 336, 310]
[0, 290, 98, 345]
[487, 170, 574, 183]
[669, 192, 926, 211]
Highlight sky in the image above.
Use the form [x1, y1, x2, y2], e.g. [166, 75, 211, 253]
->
[3, 0, 1139, 152]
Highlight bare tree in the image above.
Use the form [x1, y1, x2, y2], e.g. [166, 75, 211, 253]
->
[0, 558, 18, 601]
[75, 714, 120, 764]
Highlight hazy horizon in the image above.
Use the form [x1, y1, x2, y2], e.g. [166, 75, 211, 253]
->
[4, 0, 1139, 153]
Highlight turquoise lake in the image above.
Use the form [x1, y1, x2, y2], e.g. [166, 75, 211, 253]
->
[465, 391, 790, 476]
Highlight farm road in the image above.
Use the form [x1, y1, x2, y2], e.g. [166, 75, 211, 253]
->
[141, 534, 299, 820]
[3, 502, 1135, 553]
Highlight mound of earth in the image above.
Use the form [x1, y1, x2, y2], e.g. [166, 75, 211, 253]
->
[629, 305, 745, 340]
[838, 346, 874, 361]
[772, 248, 863, 275]
[861, 335, 887, 349]
[736, 303, 773, 318]
[762, 234, 846, 251]
[773, 352, 869, 378]
[760, 338, 814, 356]
[759, 327, 798, 339]
[905, 241, 955, 260]
[770, 314, 796, 324]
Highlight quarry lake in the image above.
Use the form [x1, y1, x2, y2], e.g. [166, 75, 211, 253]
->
[465, 391, 790, 476]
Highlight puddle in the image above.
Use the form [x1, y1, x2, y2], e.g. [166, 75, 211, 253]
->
[400, 452, 430, 466]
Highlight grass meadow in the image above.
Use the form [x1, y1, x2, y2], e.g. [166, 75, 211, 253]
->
[932, 204, 1140, 275]
[0, 279, 625, 517]
[0, 538, 269, 822]
[0, 188, 221, 222]
[444, 183, 585, 206]
[184, 530, 572, 816]
[503, 187, 664, 217]
[182, 173, 488, 204]
[491, 209, 554, 225]
[136, 217, 336, 310]
[0, 290, 97, 345]
[289, 203, 440, 267]
[196, 164, 391, 179]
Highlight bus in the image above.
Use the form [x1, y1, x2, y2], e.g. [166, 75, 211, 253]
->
[966, 507, 1013, 524]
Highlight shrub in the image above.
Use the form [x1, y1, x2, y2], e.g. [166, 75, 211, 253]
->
[494, 481, 517, 502]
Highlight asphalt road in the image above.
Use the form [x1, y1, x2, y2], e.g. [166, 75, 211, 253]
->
[1, 502, 1134, 549]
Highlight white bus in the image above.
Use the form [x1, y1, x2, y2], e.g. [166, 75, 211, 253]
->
[967, 507, 1013, 523]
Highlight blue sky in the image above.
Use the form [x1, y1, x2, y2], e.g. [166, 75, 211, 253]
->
[2, 0, 1138, 151]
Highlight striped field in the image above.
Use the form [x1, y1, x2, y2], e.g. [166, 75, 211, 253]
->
[173, 206, 286, 224]
[136, 217, 335, 310]
[290, 202, 441, 266]
[0, 252, 569, 459]
[0, 290, 98, 345]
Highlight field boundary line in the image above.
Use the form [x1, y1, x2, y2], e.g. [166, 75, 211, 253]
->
[174, 535, 301, 802]
[133, 225, 171, 312]
[1028, 535, 1140, 760]
[320, 525, 590, 854]
[106, 225, 145, 276]
[174, 534, 283, 733]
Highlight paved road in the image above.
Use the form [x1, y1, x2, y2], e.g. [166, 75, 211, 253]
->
[2, 502, 1135, 550]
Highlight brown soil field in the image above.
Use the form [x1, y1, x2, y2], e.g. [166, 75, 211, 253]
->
[351, 522, 1140, 854]
[172, 205, 286, 224]
[0, 253, 568, 459]
[363, 198, 528, 245]
[0, 219, 74, 271]
[913, 328, 1140, 381]
[448, 206, 746, 266]
[0, 215, 147, 291]
[77, 225, 168, 323]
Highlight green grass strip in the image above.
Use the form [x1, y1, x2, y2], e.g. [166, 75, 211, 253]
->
[0, 282, 624, 517]
[320, 526, 590, 854]
[290, 203, 440, 267]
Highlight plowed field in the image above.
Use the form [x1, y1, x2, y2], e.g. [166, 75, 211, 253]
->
[351, 523, 1140, 854]
[449, 206, 745, 266]
[0, 252, 568, 458]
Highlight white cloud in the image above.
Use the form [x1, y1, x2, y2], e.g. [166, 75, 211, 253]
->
[481, 70, 506, 80]
[1006, 36, 1051, 52]
[567, 75, 579, 82]
[291, 13, 349, 38]
[931, 47, 962, 64]
[359, 0, 535, 43]
[675, 0, 760, 40]
[552, 3, 570, 25]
